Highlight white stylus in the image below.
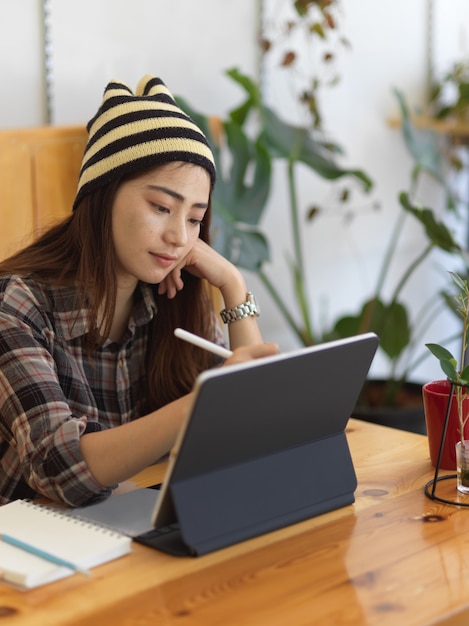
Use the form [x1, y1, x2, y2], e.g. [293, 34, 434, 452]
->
[174, 328, 233, 359]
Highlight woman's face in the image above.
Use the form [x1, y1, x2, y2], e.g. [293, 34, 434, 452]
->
[111, 162, 210, 290]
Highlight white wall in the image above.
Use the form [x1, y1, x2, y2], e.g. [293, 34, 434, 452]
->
[0, 0, 468, 383]
[47, 0, 259, 124]
[0, 0, 45, 126]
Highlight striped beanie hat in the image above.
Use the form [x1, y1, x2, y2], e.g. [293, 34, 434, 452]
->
[73, 75, 216, 210]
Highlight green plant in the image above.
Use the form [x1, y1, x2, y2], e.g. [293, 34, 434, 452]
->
[326, 89, 462, 407]
[428, 59, 469, 177]
[259, 0, 350, 132]
[177, 66, 373, 346]
[178, 2, 464, 412]
[426, 271, 469, 450]
[182, 73, 460, 410]
[174, 0, 375, 347]
[430, 59, 469, 123]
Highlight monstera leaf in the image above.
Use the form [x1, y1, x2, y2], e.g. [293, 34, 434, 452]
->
[399, 192, 461, 254]
[227, 67, 373, 191]
[176, 95, 271, 272]
[261, 105, 373, 190]
[177, 67, 373, 273]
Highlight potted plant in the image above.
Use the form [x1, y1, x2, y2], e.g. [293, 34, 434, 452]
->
[425, 271, 469, 490]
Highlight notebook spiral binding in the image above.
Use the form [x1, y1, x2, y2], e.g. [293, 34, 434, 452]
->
[31, 500, 126, 537]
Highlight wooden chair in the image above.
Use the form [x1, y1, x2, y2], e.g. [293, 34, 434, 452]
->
[0, 125, 87, 260]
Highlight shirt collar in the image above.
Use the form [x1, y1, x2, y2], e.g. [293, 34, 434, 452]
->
[55, 283, 157, 341]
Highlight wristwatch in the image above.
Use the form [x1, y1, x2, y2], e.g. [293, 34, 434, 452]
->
[220, 292, 260, 324]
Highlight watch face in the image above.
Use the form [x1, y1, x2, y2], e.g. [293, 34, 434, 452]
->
[249, 292, 261, 313]
[247, 292, 260, 316]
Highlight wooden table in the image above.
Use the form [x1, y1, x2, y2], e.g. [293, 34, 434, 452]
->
[2, 419, 469, 626]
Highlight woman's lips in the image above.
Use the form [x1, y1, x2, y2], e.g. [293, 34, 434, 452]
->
[150, 252, 177, 268]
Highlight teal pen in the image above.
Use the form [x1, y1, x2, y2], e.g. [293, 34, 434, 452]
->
[1, 533, 91, 577]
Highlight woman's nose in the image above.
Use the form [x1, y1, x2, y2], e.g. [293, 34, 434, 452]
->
[163, 217, 188, 247]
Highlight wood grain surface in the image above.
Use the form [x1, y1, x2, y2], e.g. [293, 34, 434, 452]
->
[1, 419, 468, 626]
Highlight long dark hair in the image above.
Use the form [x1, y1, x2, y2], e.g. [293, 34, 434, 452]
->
[0, 164, 220, 412]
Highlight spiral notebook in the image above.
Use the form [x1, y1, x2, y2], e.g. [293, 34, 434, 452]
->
[0, 499, 132, 589]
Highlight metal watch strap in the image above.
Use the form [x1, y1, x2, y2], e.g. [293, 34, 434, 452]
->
[219, 292, 259, 324]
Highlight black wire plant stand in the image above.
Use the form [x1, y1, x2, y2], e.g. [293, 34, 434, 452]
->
[424, 380, 469, 506]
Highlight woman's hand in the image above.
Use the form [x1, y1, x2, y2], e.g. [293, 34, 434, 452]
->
[158, 239, 241, 299]
[223, 343, 279, 366]
[159, 239, 268, 353]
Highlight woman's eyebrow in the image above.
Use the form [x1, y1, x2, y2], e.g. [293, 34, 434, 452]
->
[147, 184, 208, 209]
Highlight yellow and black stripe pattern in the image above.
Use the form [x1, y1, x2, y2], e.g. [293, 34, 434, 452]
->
[73, 75, 216, 210]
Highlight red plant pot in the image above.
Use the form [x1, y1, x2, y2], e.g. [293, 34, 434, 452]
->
[422, 379, 469, 470]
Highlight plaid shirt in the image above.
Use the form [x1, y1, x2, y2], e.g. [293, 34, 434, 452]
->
[0, 276, 157, 507]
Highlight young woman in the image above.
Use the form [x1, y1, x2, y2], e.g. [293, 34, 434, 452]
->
[0, 75, 277, 507]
